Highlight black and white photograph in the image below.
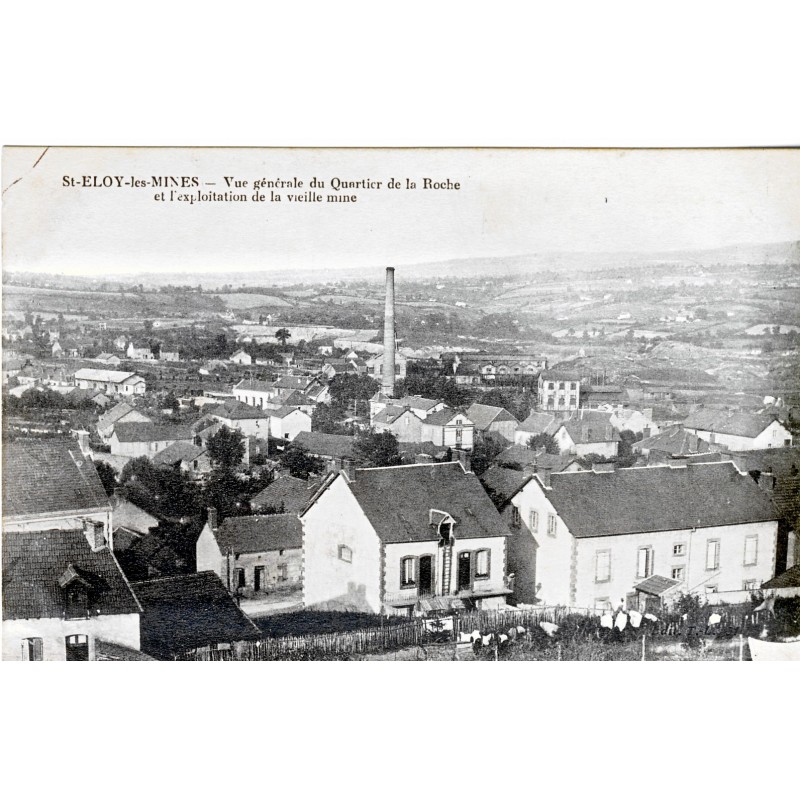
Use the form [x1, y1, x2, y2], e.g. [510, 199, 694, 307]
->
[3, 145, 799, 662]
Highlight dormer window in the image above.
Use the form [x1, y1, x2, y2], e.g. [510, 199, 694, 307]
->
[59, 564, 93, 619]
[430, 509, 456, 545]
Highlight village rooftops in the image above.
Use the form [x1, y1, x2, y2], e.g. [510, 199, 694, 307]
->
[535, 462, 779, 538]
[558, 411, 621, 443]
[273, 375, 317, 391]
[396, 395, 441, 413]
[152, 441, 207, 466]
[331, 461, 512, 544]
[208, 399, 269, 420]
[423, 408, 466, 426]
[2, 529, 141, 621]
[683, 409, 784, 439]
[293, 430, 355, 459]
[465, 403, 519, 431]
[269, 405, 309, 419]
[728, 447, 800, 481]
[372, 405, 417, 425]
[74, 367, 142, 383]
[517, 411, 557, 434]
[211, 514, 303, 554]
[98, 401, 143, 429]
[539, 370, 580, 381]
[480, 465, 533, 508]
[250, 475, 320, 514]
[2, 439, 111, 519]
[234, 378, 274, 393]
[111, 422, 194, 442]
[637, 425, 710, 455]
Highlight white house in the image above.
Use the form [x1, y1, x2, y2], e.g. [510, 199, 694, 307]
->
[233, 378, 277, 408]
[2, 527, 142, 661]
[74, 368, 146, 396]
[207, 399, 270, 438]
[420, 408, 475, 451]
[109, 422, 194, 458]
[550, 410, 620, 458]
[229, 349, 252, 365]
[268, 406, 312, 441]
[302, 462, 513, 615]
[538, 371, 581, 411]
[372, 405, 426, 443]
[127, 342, 155, 361]
[682, 410, 793, 451]
[97, 401, 152, 443]
[503, 461, 780, 609]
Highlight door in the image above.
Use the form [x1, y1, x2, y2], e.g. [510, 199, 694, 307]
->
[418, 555, 434, 597]
[65, 634, 89, 661]
[457, 552, 472, 592]
[254, 566, 265, 592]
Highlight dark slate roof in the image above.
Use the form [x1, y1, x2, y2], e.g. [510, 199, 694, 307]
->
[274, 375, 317, 390]
[497, 445, 574, 471]
[771, 476, 800, 526]
[293, 431, 355, 459]
[152, 441, 207, 466]
[480, 466, 533, 508]
[235, 378, 274, 392]
[636, 425, 710, 455]
[112, 422, 193, 443]
[210, 400, 268, 420]
[212, 514, 303, 554]
[372, 405, 417, 425]
[423, 408, 468, 426]
[2, 529, 141, 620]
[559, 410, 621, 443]
[396, 395, 440, 412]
[132, 572, 260, 657]
[346, 462, 512, 544]
[762, 565, 800, 590]
[728, 447, 800, 482]
[270, 405, 309, 419]
[2, 439, 111, 519]
[466, 403, 518, 431]
[543, 462, 779, 538]
[634, 575, 681, 596]
[250, 475, 319, 514]
[683, 409, 783, 439]
[517, 411, 557, 435]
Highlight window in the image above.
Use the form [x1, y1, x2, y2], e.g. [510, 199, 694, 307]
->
[511, 506, 521, 527]
[706, 540, 720, 571]
[672, 543, 686, 557]
[277, 564, 288, 583]
[744, 536, 758, 566]
[706, 585, 718, 594]
[236, 568, 246, 589]
[475, 549, 491, 579]
[529, 510, 539, 534]
[400, 557, 416, 588]
[338, 545, 352, 563]
[22, 638, 43, 661]
[547, 514, 557, 537]
[65, 634, 89, 662]
[637, 547, 654, 579]
[743, 579, 758, 592]
[65, 587, 89, 619]
[672, 567, 685, 581]
[595, 550, 611, 583]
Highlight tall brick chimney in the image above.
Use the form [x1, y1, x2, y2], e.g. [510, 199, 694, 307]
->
[381, 267, 396, 398]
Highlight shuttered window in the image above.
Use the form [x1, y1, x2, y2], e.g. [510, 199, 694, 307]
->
[475, 549, 491, 579]
[744, 536, 758, 566]
[22, 638, 43, 661]
[595, 550, 611, 583]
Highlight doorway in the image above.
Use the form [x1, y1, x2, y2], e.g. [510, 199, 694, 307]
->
[254, 566, 265, 592]
[457, 552, 472, 592]
[418, 555, 434, 596]
[65, 634, 89, 661]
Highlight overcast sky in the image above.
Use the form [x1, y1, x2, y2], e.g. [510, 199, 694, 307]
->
[3, 147, 799, 276]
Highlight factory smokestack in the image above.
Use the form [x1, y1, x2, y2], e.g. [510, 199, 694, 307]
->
[381, 267, 396, 397]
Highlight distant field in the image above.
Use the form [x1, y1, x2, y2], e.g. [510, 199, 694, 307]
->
[214, 293, 293, 309]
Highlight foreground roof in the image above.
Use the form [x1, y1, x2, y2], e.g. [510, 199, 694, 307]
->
[480, 465, 532, 508]
[132, 572, 260, 657]
[345, 462, 512, 544]
[2, 439, 111, 519]
[152, 440, 207, 466]
[235, 378, 274, 393]
[541, 462, 779, 538]
[112, 422, 194, 443]
[3, 529, 141, 620]
[517, 411, 557, 435]
[209, 399, 268, 420]
[212, 514, 303, 554]
[97, 401, 139, 429]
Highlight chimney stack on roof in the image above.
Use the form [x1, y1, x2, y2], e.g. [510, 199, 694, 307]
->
[341, 459, 357, 482]
[540, 467, 552, 488]
[453, 448, 472, 474]
[381, 267, 396, 398]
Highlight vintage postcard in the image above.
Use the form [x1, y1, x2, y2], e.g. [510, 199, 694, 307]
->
[2, 146, 799, 661]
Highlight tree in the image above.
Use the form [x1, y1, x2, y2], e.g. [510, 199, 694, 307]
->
[207, 426, 245, 470]
[275, 328, 291, 346]
[527, 433, 559, 454]
[143, 319, 154, 334]
[470, 436, 504, 476]
[203, 467, 247, 520]
[353, 430, 401, 467]
[280, 444, 324, 479]
[94, 460, 118, 496]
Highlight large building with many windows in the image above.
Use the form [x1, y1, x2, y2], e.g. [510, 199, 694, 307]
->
[537, 371, 581, 411]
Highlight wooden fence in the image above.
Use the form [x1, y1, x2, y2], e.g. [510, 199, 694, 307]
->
[179, 604, 769, 661]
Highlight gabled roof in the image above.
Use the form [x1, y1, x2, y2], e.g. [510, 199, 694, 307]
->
[2, 439, 111, 519]
[209, 400, 268, 420]
[270, 405, 309, 419]
[558, 411, 620, 443]
[112, 422, 194, 443]
[343, 462, 512, 544]
[235, 378, 274, 393]
[634, 575, 681, 596]
[683, 409, 785, 439]
[636, 425, 709, 455]
[98, 401, 138, 429]
[293, 430, 355, 458]
[250, 475, 319, 514]
[212, 514, 303, 554]
[423, 408, 470, 426]
[517, 411, 556, 435]
[74, 368, 139, 383]
[111, 496, 159, 535]
[132, 572, 260, 657]
[497, 445, 574, 471]
[728, 447, 800, 482]
[273, 375, 317, 390]
[152, 441, 207, 466]
[466, 403, 519, 431]
[537, 462, 779, 538]
[2, 529, 141, 620]
[372, 405, 418, 425]
[396, 395, 441, 412]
